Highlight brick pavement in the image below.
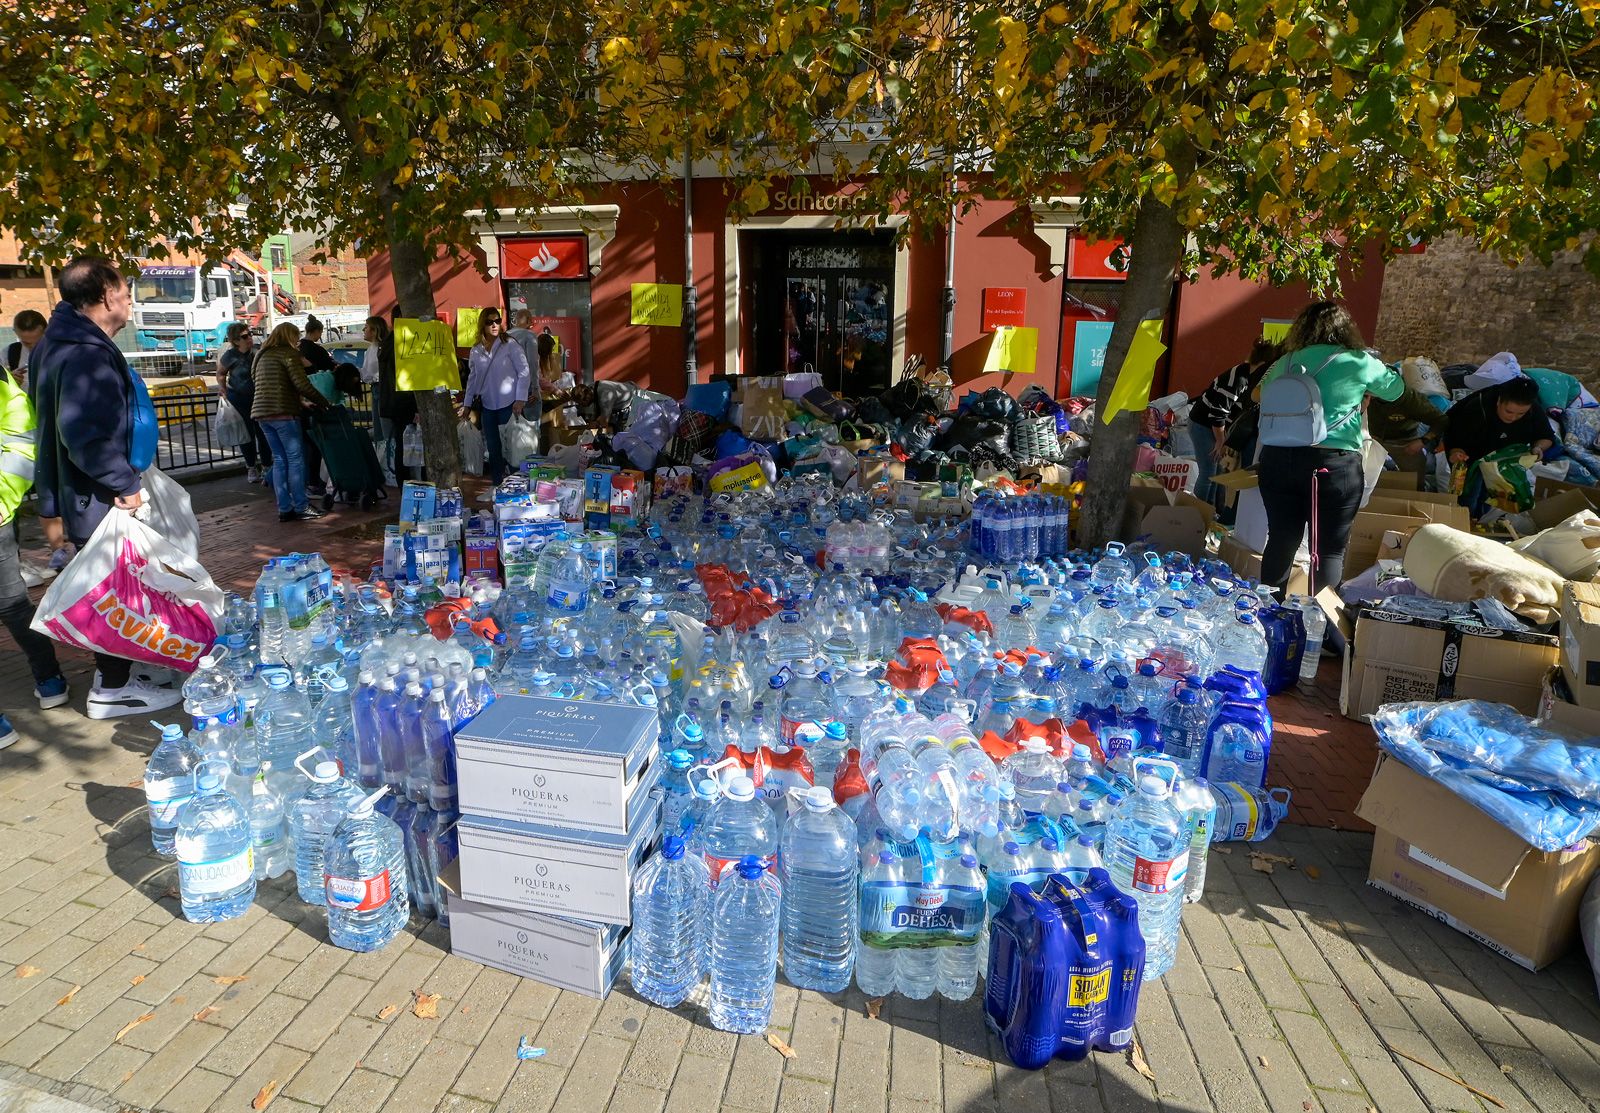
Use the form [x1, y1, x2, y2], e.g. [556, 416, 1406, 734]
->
[1, 476, 1598, 1112]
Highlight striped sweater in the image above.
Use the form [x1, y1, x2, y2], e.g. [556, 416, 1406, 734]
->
[251, 346, 326, 420]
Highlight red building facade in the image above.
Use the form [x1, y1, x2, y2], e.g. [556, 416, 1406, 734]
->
[366, 176, 1388, 402]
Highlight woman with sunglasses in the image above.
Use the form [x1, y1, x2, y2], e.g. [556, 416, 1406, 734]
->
[458, 308, 531, 484]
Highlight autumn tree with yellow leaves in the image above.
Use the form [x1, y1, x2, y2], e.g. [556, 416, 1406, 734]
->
[598, 0, 1600, 542]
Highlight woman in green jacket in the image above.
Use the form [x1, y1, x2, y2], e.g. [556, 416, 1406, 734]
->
[1255, 302, 1404, 595]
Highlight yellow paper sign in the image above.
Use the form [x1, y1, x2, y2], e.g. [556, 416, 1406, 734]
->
[456, 307, 483, 348]
[1261, 319, 1291, 343]
[1101, 318, 1167, 424]
[982, 325, 1039, 375]
[393, 318, 461, 392]
[631, 283, 683, 327]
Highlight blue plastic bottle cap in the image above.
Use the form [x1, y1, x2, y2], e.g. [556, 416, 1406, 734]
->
[662, 836, 686, 860]
[960, 854, 978, 868]
[1003, 841, 1021, 854]
[668, 749, 693, 770]
[736, 855, 766, 878]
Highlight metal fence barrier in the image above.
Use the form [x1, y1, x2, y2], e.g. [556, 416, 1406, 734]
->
[151, 386, 377, 477]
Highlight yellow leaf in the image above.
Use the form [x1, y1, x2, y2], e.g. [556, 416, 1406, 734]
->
[115, 1013, 156, 1042]
[1045, 4, 1069, 24]
[252, 1080, 280, 1110]
[213, 975, 248, 986]
[1088, 122, 1111, 154]
[765, 1032, 797, 1060]
[845, 70, 872, 107]
[56, 985, 81, 1006]
[1524, 70, 1558, 124]
[1210, 11, 1235, 32]
[412, 991, 440, 1019]
[16, 965, 42, 979]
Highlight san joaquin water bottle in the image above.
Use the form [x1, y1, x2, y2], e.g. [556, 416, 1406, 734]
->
[175, 761, 256, 923]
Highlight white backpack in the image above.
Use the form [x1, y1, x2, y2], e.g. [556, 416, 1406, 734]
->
[1258, 350, 1355, 448]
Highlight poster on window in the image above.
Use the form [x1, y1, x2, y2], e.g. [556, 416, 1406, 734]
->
[1070, 320, 1115, 396]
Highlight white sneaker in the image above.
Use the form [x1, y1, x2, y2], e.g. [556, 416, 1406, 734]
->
[246, 466, 262, 483]
[133, 664, 178, 688]
[20, 561, 55, 588]
[86, 678, 183, 720]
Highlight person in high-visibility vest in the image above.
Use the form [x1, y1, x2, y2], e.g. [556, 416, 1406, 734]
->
[0, 369, 69, 749]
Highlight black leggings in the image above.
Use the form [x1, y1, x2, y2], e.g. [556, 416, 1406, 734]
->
[1257, 445, 1364, 596]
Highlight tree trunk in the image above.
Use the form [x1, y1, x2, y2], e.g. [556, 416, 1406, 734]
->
[383, 195, 463, 488]
[1077, 192, 1188, 548]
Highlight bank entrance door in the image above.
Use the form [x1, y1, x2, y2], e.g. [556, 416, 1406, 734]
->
[750, 231, 895, 395]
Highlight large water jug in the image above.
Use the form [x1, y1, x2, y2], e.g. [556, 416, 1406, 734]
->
[288, 752, 364, 905]
[1211, 612, 1269, 675]
[1211, 784, 1292, 842]
[255, 669, 314, 785]
[1103, 759, 1188, 980]
[983, 879, 1068, 1070]
[779, 787, 859, 993]
[182, 652, 239, 731]
[698, 774, 780, 884]
[324, 788, 410, 951]
[1156, 687, 1209, 777]
[1258, 604, 1305, 695]
[630, 835, 712, 1007]
[144, 721, 201, 858]
[708, 856, 782, 1034]
[174, 761, 255, 923]
[313, 675, 359, 782]
[1002, 738, 1063, 815]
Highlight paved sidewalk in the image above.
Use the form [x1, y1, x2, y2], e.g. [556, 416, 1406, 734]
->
[1, 479, 1598, 1112]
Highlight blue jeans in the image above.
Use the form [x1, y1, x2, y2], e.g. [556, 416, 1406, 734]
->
[1190, 422, 1221, 505]
[259, 417, 307, 513]
[480, 405, 514, 483]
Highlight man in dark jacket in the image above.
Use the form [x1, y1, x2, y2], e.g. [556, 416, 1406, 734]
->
[32, 256, 181, 719]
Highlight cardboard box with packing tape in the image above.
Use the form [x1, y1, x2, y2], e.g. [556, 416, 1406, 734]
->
[1332, 600, 1558, 721]
[1356, 752, 1600, 970]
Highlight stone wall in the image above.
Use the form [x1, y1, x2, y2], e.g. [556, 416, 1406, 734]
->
[1373, 236, 1600, 386]
[292, 245, 367, 307]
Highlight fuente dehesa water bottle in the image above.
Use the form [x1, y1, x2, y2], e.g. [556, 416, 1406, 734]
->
[708, 856, 782, 1034]
[174, 761, 256, 923]
[779, 786, 859, 993]
[288, 750, 364, 906]
[629, 835, 712, 1007]
[855, 849, 901, 997]
[937, 850, 983, 1001]
[324, 787, 410, 952]
[1103, 759, 1189, 981]
[145, 721, 201, 859]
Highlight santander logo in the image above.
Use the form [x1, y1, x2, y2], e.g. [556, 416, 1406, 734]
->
[528, 244, 560, 273]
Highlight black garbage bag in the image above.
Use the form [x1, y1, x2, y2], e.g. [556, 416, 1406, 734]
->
[937, 413, 1011, 456]
[882, 378, 943, 418]
[966, 387, 1022, 424]
[855, 395, 895, 426]
[893, 416, 939, 457]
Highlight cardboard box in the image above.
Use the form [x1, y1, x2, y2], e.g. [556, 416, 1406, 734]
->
[1375, 470, 1422, 492]
[454, 696, 658, 834]
[1215, 534, 1309, 596]
[1344, 494, 1471, 580]
[1355, 752, 1600, 969]
[1207, 469, 1285, 554]
[456, 789, 659, 924]
[1532, 485, 1600, 531]
[440, 864, 627, 999]
[1560, 580, 1600, 710]
[1536, 666, 1600, 736]
[1341, 604, 1558, 721]
[1118, 487, 1216, 559]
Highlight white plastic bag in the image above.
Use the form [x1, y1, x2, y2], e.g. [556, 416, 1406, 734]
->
[212, 395, 250, 448]
[458, 419, 486, 476]
[32, 508, 222, 673]
[1509, 510, 1600, 580]
[500, 414, 540, 469]
[136, 467, 201, 560]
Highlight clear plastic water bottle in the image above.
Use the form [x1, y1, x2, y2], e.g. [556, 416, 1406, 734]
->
[855, 849, 900, 997]
[1157, 687, 1209, 777]
[288, 752, 364, 905]
[1291, 596, 1327, 683]
[779, 786, 859, 993]
[407, 802, 439, 919]
[937, 850, 983, 1000]
[698, 774, 780, 884]
[896, 942, 938, 1000]
[349, 671, 386, 790]
[144, 721, 201, 859]
[248, 772, 289, 880]
[1175, 777, 1217, 903]
[1061, 833, 1104, 886]
[312, 675, 358, 781]
[809, 720, 851, 792]
[324, 788, 410, 951]
[544, 542, 594, 616]
[1103, 762, 1189, 980]
[629, 835, 712, 1007]
[904, 731, 962, 842]
[708, 856, 782, 1034]
[1002, 738, 1063, 815]
[1205, 716, 1269, 789]
[1212, 612, 1269, 675]
[659, 750, 697, 835]
[395, 681, 430, 802]
[296, 632, 345, 707]
[419, 688, 457, 810]
[256, 561, 290, 665]
[175, 761, 255, 923]
[254, 669, 314, 783]
[182, 652, 239, 731]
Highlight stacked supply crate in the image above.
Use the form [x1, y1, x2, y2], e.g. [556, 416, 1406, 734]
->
[446, 695, 660, 998]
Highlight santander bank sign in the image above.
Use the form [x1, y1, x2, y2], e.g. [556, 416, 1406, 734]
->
[500, 238, 587, 280]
